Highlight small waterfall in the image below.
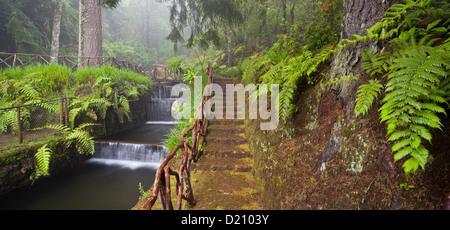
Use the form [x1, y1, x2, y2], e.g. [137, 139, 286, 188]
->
[147, 85, 178, 122]
[89, 141, 168, 169]
[88, 84, 178, 169]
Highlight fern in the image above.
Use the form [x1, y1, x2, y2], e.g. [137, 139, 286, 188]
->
[43, 123, 98, 155]
[347, 0, 449, 174]
[340, 0, 446, 49]
[355, 79, 384, 117]
[361, 48, 391, 76]
[65, 128, 95, 155]
[19, 84, 41, 101]
[33, 144, 52, 179]
[380, 35, 448, 174]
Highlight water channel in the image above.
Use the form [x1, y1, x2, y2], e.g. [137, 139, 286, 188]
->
[0, 85, 177, 210]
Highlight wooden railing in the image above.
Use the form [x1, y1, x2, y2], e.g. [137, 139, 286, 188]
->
[152, 64, 181, 83]
[0, 97, 74, 145]
[143, 63, 214, 210]
[0, 52, 147, 75]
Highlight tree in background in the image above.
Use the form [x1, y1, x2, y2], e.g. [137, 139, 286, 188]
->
[0, 0, 79, 55]
[78, 0, 120, 67]
[50, 0, 64, 63]
[163, 0, 242, 58]
[102, 0, 174, 68]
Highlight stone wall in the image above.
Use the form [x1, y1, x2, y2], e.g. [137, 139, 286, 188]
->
[0, 136, 89, 196]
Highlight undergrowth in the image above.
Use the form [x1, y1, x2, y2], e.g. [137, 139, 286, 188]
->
[0, 64, 153, 179]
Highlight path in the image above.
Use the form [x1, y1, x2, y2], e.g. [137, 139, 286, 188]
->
[188, 78, 262, 210]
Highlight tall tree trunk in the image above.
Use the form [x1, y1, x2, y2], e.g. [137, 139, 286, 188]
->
[289, 0, 296, 26]
[259, 4, 267, 39]
[78, 0, 103, 67]
[282, 0, 287, 33]
[318, 0, 396, 174]
[227, 26, 232, 67]
[50, 0, 64, 64]
[329, 0, 395, 114]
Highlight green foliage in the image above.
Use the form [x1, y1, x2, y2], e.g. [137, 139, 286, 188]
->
[30, 122, 98, 180]
[44, 123, 98, 156]
[0, 0, 78, 54]
[168, 58, 186, 78]
[400, 183, 415, 191]
[162, 119, 193, 157]
[1, 64, 153, 179]
[340, 0, 449, 49]
[354, 79, 383, 117]
[303, 0, 344, 50]
[164, 0, 243, 50]
[380, 35, 448, 174]
[0, 64, 72, 102]
[361, 48, 391, 77]
[138, 182, 149, 199]
[244, 43, 335, 121]
[31, 144, 52, 180]
[69, 97, 110, 129]
[351, 0, 449, 175]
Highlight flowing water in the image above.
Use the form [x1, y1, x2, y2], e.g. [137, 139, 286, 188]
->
[0, 84, 177, 210]
[146, 85, 178, 122]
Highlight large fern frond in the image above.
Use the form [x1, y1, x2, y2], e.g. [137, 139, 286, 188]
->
[65, 129, 95, 155]
[355, 79, 384, 117]
[34, 144, 52, 178]
[361, 48, 391, 76]
[380, 35, 448, 174]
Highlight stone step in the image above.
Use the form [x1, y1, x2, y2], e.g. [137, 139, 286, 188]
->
[207, 125, 244, 134]
[209, 119, 244, 126]
[193, 164, 252, 172]
[192, 157, 252, 172]
[205, 136, 247, 145]
[203, 148, 251, 158]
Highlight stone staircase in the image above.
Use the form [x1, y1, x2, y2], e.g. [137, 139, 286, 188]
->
[193, 78, 252, 172]
[188, 78, 261, 210]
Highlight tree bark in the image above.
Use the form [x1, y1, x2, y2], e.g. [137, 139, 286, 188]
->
[50, 0, 64, 64]
[318, 0, 396, 172]
[227, 26, 232, 67]
[78, 0, 103, 67]
[329, 0, 395, 114]
[289, 0, 296, 27]
[281, 0, 287, 33]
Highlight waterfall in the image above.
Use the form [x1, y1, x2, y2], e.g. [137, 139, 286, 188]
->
[89, 141, 168, 169]
[88, 84, 178, 169]
[146, 85, 178, 122]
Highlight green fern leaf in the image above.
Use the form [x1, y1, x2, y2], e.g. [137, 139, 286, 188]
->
[355, 79, 383, 117]
[34, 144, 52, 177]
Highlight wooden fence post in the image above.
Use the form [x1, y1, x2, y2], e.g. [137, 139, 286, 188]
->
[17, 107, 23, 144]
[60, 97, 64, 125]
[64, 97, 69, 126]
[164, 166, 174, 210]
[12, 54, 17, 68]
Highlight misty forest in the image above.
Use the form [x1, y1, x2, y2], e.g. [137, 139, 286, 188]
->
[0, 0, 449, 211]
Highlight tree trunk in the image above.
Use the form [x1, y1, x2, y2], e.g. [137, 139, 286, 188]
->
[259, 3, 267, 39]
[329, 0, 395, 115]
[50, 0, 64, 64]
[227, 26, 232, 67]
[289, 1, 296, 27]
[282, 0, 287, 33]
[78, 0, 103, 67]
[318, 0, 396, 173]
